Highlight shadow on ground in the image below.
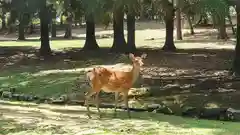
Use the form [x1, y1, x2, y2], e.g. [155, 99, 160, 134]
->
[1, 100, 240, 135]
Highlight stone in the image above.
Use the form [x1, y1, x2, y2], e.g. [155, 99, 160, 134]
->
[226, 108, 240, 122]
[182, 107, 199, 118]
[2, 91, 12, 98]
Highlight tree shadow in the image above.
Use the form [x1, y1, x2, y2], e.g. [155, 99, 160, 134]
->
[1, 46, 240, 123]
[0, 100, 239, 135]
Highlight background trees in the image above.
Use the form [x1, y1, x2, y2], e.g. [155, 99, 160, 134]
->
[1, 0, 240, 74]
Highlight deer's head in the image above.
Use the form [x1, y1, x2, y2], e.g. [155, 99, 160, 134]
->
[129, 53, 147, 67]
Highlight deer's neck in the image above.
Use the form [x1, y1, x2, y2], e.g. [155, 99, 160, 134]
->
[131, 65, 140, 84]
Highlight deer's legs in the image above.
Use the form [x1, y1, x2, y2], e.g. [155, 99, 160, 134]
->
[123, 91, 131, 118]
[95, 92, 102, 118]
[113, 92, 119, 117]
[85, 91, 96, 118]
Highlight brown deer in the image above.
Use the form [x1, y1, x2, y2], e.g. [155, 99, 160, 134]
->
[84, 53, 147, 118]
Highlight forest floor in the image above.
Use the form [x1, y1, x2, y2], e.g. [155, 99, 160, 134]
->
[1, 21, 240, 135]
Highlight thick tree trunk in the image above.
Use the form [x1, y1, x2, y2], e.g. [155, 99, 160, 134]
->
[18, 18, 25, 40]
[217, 16, 228, 40]
[39, 1, 51, 56]
[187, 15, 194, 35]
[233, 1, 240, 75]
[83, 14, 99, 50]
[127, 13, 136, 53]
[162, 3, 176, 51]
[176, 0, 182, 40]
[110, 6, 127, 53]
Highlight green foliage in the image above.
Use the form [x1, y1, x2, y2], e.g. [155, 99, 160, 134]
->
[125, 0, 142, 15]
[11, 0, 41, 14]
[197, 0, 229, 20]
[81, 0, 106, 20]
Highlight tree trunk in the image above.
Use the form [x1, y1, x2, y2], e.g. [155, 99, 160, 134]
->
[127, 13, 136, 53]
[7, 10, 17, 34]
[140, 5, 146, 21]
[217, 15, 228, 40]
[39, 1, 51, 56]
[83, 14, 99, 50]
[211, 14, 217, 28]
[64, 14, 72, 39]
[18, 18, 25, 40]
[1, 11, 6, 30]
[233, 1, 240, 75]
[187, 15, 194, 35]
[60, 13, 64, 26]
[110, 6, 127, 53]
[51, 9, 57, 38]
[162, 3, 176, 51]
[227, 10, 235, 35]
[176, 0, 182, 40]
[28, 21, 35, 34]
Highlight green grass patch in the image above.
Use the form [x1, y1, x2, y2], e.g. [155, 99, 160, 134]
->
[0, 59, 105, 97]
[0, 39, 114, 50]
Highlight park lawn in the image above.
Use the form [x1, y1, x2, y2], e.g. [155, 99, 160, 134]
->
[1, 100, 240, 135]
[0, 55, 107, 97]
[0, 39, 111, 50]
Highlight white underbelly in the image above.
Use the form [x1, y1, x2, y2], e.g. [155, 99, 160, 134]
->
[101, 86, 122, 93]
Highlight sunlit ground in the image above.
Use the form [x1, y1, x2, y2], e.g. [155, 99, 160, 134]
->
[0, 21, 235, 50]
[1, 100, 240, 135]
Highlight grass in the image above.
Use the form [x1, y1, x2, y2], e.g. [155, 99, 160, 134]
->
[1, 100, 240, 135]
[0, 39, 112, 50]
[0, 55, 108, 97]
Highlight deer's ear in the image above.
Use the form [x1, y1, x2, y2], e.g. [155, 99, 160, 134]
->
[141, 53, 147, 59]
[129, 53, 135, 59]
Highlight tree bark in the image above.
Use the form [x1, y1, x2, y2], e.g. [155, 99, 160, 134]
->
[176, 0, 182, 40]
[110, 6, 127, 53]
[18, 17, 25, 40]
[83, 14, 99, 50]
[39, 1, 51, 56]
[233, 1, 240, 75]
[127, 13, 136, 53]
[186, 15, 194, 35]
[217, 15, 228, 40]
[162, 2, 176, 51]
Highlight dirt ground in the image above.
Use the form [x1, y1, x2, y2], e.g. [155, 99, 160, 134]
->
[2, 100, 240, 135]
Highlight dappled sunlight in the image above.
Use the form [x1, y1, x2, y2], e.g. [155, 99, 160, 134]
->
[0, 100, 231, 135]
[32, 63, 132, 77]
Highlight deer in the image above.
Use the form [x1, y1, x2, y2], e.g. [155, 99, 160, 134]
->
[84, 53, 147, 118]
